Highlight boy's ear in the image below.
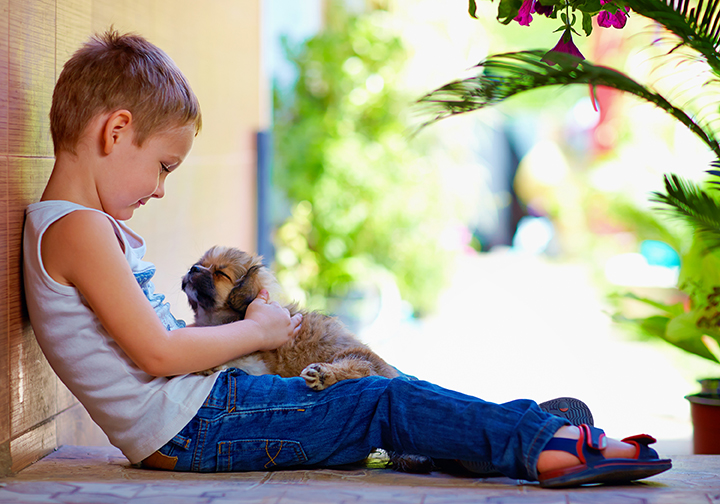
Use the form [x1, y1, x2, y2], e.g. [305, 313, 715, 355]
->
[101, 110, 133, 155]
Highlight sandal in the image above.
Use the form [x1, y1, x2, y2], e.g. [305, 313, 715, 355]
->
[538, 397, 594, 426]
[538, 424, 672, 488]
[459, 397, 594, 476]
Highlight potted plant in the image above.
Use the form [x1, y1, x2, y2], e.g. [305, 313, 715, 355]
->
[621, 175, 720, 453]
[416, 0, 720, 452]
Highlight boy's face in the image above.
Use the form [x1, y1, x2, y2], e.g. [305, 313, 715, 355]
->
[100, 123, 195, 221]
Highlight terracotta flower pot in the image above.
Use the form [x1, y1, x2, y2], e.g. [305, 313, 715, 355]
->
[686, 379, 720, 454]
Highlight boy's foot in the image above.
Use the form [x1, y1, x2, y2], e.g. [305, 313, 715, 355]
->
[459, 396, 593, 476]
[537, 424, 672, 487]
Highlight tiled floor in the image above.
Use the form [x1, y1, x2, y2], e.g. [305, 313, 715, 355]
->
[0, 446, 718, 503]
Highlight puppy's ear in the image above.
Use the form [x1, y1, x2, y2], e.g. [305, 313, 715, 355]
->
[227, 265, 263, 319]
[227, 286, 254, 319]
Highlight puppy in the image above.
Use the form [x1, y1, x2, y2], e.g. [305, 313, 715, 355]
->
[181, 245, 400, 389]
[182, 246, 432, 473]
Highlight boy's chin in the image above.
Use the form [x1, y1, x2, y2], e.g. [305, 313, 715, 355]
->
[124, 201, 148, 217]
[110, 207, 137, 221]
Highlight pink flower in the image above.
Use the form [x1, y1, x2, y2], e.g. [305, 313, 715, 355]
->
[513, 0, 554, 26]
[597, 9, 628, 28]
[542, 31, 585, 66]
[598, 0, 629, 29]
[534, 2, 553, 17]
[514, 0, 535, 26]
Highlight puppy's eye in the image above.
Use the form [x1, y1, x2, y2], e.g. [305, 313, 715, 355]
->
[214, 270, 232, 281]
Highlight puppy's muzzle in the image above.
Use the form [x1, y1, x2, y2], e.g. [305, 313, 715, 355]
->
[182, 264, 217, 311]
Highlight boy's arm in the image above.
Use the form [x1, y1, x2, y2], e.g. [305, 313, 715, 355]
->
[42, 210, 301, 376]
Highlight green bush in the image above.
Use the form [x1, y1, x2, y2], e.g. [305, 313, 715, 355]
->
[272, 3, 452, 316]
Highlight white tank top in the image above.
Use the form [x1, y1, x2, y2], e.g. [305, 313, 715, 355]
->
[23, 200, 218, 463]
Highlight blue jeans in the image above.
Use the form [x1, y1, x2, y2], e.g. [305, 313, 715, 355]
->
[152, 369, 567, 480]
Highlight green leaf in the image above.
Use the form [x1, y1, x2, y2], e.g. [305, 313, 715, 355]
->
[613, 303, 720, 364]
[582, 11, 593, 36]
[469, 0, 479, 18]
[497, 0, 523, 23]
[574, 0, 602, 16]
[612, 313, 670, 339]
[666, 312, 720, 363]
[614, 292, 686, 317]
[650, 174, 720, 249]
[677, 239, 720, 303]
[641, 315, 672, 339]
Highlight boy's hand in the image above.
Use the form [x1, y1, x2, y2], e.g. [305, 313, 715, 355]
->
[245, 290, 302, 351]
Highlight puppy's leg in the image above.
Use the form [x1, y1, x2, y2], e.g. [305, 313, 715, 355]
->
[300, 357, 376, 391]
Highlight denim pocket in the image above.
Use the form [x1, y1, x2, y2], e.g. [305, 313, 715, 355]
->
[216, 439, 308, 471]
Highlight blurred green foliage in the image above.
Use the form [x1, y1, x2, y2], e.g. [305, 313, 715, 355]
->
[610, 176, 720, 366]
[272, 3, 452, 316]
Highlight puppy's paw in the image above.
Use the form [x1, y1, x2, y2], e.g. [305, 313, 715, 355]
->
[300, 363, 336, 391]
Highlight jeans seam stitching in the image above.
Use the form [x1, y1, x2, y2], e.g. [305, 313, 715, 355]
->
[264, 439, 282, 468]
[229, 374, 236, 413]
[218, 441, 230, 471]
[193, 419, 209, 472]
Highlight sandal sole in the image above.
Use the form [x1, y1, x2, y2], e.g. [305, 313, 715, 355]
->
[539, 397, 594, 426]
[539, 459, 673, 488]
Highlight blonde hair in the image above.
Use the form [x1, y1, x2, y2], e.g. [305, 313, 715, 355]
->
[50, 29, 202, 154]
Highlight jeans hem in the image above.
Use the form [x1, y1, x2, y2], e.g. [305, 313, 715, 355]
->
[525, 415, 570, 481]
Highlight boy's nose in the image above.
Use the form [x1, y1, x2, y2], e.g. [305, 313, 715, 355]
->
[153, 179, 166, 199]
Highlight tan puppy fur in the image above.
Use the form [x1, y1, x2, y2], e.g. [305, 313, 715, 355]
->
[182, 246, 400, 390]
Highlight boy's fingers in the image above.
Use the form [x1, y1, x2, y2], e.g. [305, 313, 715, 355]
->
[292, 314, 303, 336]
[256, 289, 269, 303]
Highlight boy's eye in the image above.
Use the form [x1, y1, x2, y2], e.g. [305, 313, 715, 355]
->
[160, 162, 171, 174]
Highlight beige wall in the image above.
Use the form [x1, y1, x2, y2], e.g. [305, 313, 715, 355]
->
[0, 0, 267, 474]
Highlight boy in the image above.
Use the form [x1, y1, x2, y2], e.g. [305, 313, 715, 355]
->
[23, 29, 670, 486]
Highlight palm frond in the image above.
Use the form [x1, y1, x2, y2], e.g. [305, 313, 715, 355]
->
[626, 0, 720, 74]
[650, 173, 720, 248]
[417, 50, 720, 158]
[706, 160, 720, 188]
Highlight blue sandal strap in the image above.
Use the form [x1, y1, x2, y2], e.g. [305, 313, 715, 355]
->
[542, 424, 608, 466]
[542, 437, 579, 456]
